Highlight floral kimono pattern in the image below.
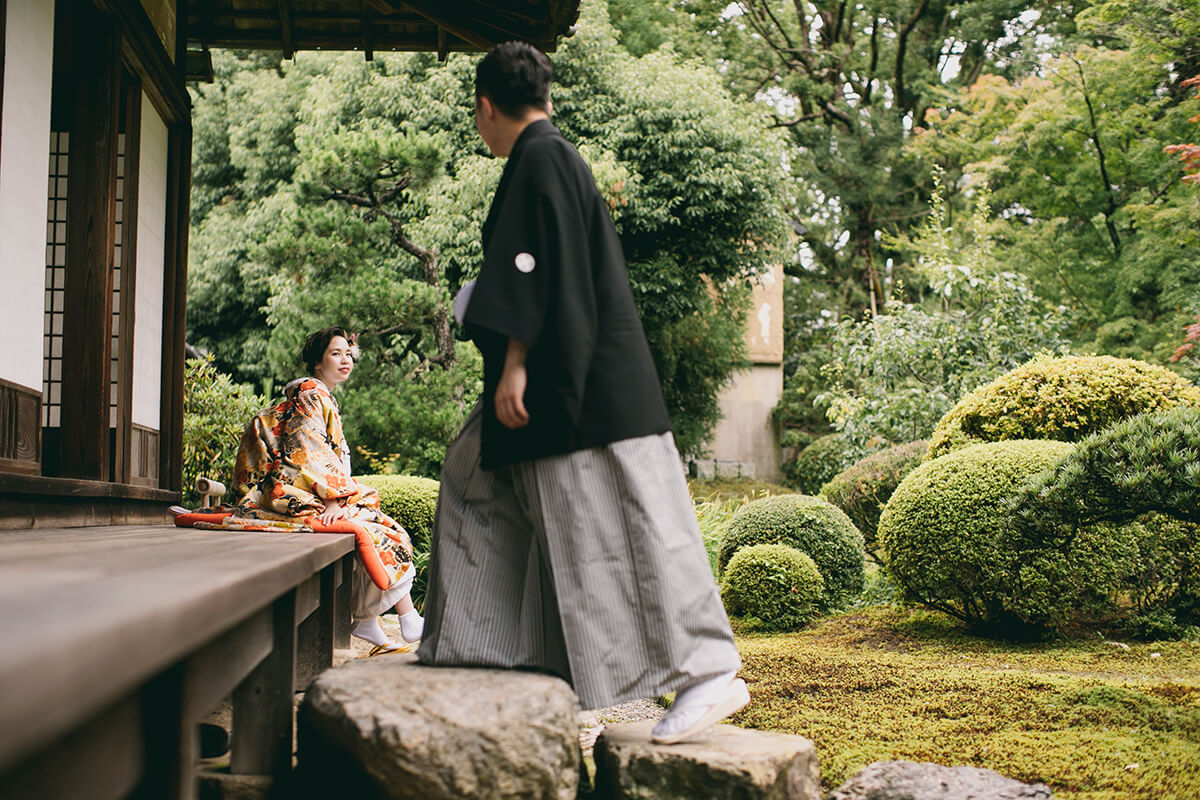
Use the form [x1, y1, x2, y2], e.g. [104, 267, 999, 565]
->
[227, 377, 412, 591]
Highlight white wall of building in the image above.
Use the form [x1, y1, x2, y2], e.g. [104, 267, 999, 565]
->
[131, 92, 167, 429]
[0, 0, 55, 391]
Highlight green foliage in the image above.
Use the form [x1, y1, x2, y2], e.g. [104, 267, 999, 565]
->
[721, 544, 824, 631]
[880, 439, 1076, 634]
[182, 357, 265, 507]
[1013, 406, 1200, 530]
[781, 433, 858, 495]
[718, 494, 865, 610]
[812, 170, 1070, 455]
[188, 2, 789, 461]
[354, 474, 439, 551]
[819, 441, 928, 561]
[927, 355, 1200, 458]
[911, 40, 1200, 366]
[356, 473, 440, 611]
[1008, 406, 1200, 634]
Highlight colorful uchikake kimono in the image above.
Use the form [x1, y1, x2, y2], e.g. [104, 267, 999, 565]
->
[197, 377, 414, 621]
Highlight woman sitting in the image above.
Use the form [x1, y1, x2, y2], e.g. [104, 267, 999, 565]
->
[178, 327, 422, 654]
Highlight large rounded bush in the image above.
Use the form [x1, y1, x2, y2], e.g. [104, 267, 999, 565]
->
[1009, 406, 1200, 635]
[782, 433, 854, 494]
[819, 440, 927, 560]
[718, 494, 865, 609]
[720, 544, 825, 630]
[879, 439, 1074, 633]
[926, 355, 1200, 459]
[356, 474, 439, 552]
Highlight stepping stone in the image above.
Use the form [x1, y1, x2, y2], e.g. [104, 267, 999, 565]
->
[592, 720, 820, 799]
[298, 654, 580, 800]
[830, 761, 1053, 799]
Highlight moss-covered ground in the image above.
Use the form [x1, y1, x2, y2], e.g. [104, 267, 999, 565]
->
[730, 606, 1200, 799]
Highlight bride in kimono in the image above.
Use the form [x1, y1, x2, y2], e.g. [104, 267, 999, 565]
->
[186, 327, 423, 655]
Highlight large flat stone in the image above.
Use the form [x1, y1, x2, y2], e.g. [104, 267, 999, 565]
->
[830, 761, 1053, 799]
[298, 654, 580, 800]
[592, 720, 820, 800]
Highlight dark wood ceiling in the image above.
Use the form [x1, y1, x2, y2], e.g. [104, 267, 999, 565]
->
[188, 1, 581, 59]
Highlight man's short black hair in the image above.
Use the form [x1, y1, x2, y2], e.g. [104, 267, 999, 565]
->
[475, 41, 552, 118]
[302, 326, 353, 374]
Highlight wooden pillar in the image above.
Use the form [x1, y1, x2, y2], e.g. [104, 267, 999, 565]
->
[114, 77, 142, 485]
[231, 590, 297, 776]
[159, 122, 191, 493]
[59, 0, 121, 480]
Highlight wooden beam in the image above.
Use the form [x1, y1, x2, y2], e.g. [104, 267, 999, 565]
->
[114, 75, 142, 486]
[158, 124, 191, 493]
[278, 0, 294, 59]
[361, 0, 372, 60]
[401, 1, 494, 50]
[1, 0, 7, 181]
[60, 0, 121, 481]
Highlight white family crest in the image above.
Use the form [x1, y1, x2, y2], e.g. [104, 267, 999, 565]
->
[515, 252, 536, 273]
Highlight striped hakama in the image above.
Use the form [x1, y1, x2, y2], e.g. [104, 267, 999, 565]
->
[418, 406, 741, 709]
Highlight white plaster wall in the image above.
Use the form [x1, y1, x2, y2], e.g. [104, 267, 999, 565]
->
[707, 365, 784, 482]
[0, 0, 55, 391]
[131, 92, 167, 429]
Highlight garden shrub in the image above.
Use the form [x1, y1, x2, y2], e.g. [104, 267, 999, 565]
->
[356, 474, 440, 612]
[878, 439, 1075, 634]
[926, 355, 1200, 459]
[718, 494, 865, 609]
[182, 356, 265, 507]
[355, 474, 440, 552]
[782, 432, 858, 494]
[1008, 406, 1200, 635]
[819, 440, 928, 560]
[720, 544, 825, 631]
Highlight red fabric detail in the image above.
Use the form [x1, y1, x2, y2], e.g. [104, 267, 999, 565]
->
[310, 518, 392, 591]
[174, 511, 234, 528]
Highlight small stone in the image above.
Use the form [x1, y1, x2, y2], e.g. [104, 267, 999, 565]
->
[830, 760, 1053, 799]
[298, 654, 580, 800]
[592, 720, 820, 800]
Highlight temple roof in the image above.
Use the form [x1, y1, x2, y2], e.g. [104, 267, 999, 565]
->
[188, 1, 581, 60]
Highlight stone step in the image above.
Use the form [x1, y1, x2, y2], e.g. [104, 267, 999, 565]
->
[591, 720, 821, 800]
[297, 654, 582, 800]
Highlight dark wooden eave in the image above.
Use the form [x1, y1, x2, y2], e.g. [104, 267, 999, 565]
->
[188, 0, 580, 62]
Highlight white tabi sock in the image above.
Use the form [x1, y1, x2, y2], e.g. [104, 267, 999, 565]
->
[399, 610, 424, 642]
[351, 616, 392, 647]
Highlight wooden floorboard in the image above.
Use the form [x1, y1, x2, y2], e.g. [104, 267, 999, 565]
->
[0, 524, 355, 776]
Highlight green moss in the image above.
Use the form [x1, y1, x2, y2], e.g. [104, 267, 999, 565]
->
[927, 355, 1200, 459]
[732, 606, 1200, 799]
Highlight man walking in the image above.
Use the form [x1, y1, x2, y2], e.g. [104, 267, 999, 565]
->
[418, 41, 747, 744]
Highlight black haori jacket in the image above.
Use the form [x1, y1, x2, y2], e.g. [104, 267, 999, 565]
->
[464, 120, 671, 470]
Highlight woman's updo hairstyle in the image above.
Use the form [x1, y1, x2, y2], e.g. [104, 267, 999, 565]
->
[302, 326, 358, 374]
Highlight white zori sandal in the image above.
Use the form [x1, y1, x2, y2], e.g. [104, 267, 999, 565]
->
[650, 672, 750, 745]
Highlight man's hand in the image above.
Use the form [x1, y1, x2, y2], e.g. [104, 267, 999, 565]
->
[316, 498, 349, 526]
[495, 338, 531, 429]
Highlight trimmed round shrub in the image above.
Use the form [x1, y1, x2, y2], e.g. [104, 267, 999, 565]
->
[819, 440, 927, 560]
[879, 439, 1074, 633]
[356, 474, 439, 551]
[718, 494, 865, 609]
[782, 432, 854, 494]
[720, 544, 825, 630]
[926, 355, 1200, 459]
